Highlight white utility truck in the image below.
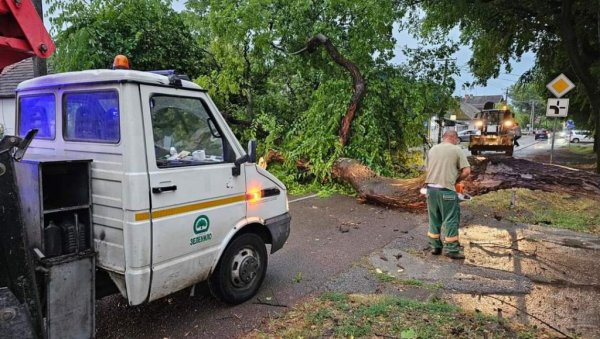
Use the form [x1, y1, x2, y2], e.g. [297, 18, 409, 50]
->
[15, 66, 291, 308]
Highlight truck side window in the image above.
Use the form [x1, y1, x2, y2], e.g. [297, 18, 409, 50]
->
[19, 94, 56, 139]
[150, 95, 227, 168]
[63, 91, 120, 143]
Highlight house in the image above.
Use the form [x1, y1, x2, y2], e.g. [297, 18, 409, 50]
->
[453, 94, 505, 130]
[462, 94, 504, 111]
[427, 95, 505, 142]
[0, 58, 52, 136]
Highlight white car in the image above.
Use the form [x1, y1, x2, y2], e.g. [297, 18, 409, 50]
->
[569, 130, 594, 143]
[457, 129, 480, 142]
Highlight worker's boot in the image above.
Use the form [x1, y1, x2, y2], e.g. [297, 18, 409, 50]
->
[430, 247, 442, 255]
[444, 240, 464, 259]
[445, 252, 465, 259]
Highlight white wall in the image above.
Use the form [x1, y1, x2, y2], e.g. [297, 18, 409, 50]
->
[0, 97, 16, 136]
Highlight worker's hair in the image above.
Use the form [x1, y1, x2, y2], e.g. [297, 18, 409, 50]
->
[442, 130, 458, 140]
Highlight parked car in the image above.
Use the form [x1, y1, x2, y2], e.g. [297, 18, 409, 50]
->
[534, 129, 549, 140]
[558, 129, 569, 138]
[569, 130, 594, 143]
[457, 129, 480, 142]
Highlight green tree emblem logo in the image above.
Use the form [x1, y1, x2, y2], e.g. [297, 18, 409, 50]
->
[193, 215, 210, 235]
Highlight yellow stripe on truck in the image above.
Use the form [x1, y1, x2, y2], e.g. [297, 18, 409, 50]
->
[135, 194, 246, 221]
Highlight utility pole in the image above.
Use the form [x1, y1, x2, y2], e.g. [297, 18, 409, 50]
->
[437, 59, 449, 144]
[529, 100, 535, 133]
[31, 0, 48, 77]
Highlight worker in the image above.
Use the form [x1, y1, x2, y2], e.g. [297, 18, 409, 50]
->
[425, 130, 471, 259]
[511, 123, 522, 147]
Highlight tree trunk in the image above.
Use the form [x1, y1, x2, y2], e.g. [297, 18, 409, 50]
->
[332, 156, 600, 212]
[560, 0, 600, 173]
[332, 158, 426, 212]
[299, 34, 366, 146]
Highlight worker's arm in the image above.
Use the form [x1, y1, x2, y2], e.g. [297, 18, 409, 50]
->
[455, 148, 471, 183]
[456, 166, 471, 183]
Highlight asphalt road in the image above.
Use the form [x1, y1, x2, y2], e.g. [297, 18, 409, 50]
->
[95, 194, 424, 338]
[95, 134, 592, 338]
[460, 134, 551, 158]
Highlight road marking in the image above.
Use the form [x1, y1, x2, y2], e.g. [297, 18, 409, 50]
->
[288, 193, 319, 204]
[514, 141, 543, 152]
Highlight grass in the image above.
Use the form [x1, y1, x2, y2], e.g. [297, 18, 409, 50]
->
[247, 293, 544, 338]
[567, 143, 594, 155]
[373, 270, 441, 290]
[466, 188, 600, 234]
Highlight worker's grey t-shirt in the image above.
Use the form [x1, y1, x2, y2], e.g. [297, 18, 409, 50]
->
[426, 142, 470, 191]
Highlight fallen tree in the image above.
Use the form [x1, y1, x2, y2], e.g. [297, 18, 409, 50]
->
[332, 156, 600, 212]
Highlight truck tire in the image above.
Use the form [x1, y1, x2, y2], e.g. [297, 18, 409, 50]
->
[209, 233, 267, 304]
[572, 138, 580, 143]
[506, 149, 513, 156]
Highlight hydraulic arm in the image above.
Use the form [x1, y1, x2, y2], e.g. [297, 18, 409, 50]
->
[0, 0, 55, 70]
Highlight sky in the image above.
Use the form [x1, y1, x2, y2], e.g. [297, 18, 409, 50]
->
[45, 0, 535, 99]
[391, 28, 536, 98]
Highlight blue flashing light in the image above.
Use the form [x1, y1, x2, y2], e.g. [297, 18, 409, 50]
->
[19, 94, 56, 139]
[148, 70, 177, 76]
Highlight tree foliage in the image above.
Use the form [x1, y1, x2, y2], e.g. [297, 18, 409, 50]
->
[183, 0, 457, 183]
[407, 0, 600, 171]
[47, 0, 459, 186]
[48, 0, 203, 77]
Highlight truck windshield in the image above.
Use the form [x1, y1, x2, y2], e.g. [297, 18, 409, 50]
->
[150, 95, 225, 168]
[19, 94, 56, 139]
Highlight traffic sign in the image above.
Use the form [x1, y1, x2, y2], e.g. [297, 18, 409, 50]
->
[566, 119, 575, 129]
[546, 73, 575, 98]
[546, 98, 569, 117]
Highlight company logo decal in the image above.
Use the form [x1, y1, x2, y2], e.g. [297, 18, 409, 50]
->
[193, 215, 210, 234]
[190, 215, 212, 245]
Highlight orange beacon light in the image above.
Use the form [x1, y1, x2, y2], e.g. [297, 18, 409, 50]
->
[113, 55, 130, 70]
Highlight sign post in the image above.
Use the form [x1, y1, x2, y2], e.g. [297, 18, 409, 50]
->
[546, 74, 575, 163]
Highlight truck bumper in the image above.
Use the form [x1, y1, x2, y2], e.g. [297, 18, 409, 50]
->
[265, 212, 291, 254]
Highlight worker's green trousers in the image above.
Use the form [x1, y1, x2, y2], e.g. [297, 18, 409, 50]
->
[427, 188, 460, 253]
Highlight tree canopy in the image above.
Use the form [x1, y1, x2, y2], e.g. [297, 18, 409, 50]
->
[48, 0, 203, 77]
[408, 0, 600, 171]
[181, 0, 458, 182]
[47, 0, 460, 186]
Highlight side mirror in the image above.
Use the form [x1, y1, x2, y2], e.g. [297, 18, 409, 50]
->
[232, 154, 249, 177]
[247, 140, 257, 163]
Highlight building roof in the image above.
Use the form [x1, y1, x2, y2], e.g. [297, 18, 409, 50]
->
[18, 68, 203, 92]
[462, 95, 504, 110]
[0, 58, 37, 98]
[445, 101, 480, 121]
[458, 102, 479, 119]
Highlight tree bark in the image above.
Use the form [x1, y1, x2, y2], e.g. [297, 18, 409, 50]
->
[332, 158, 427, 212]
[298, 34, 366, 146]
[332, 156, 600, 212]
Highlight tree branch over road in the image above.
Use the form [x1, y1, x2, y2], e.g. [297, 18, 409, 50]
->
[292, 33, 366, 147]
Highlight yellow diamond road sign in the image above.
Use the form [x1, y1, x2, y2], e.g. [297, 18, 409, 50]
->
[546, 73, 575, 98]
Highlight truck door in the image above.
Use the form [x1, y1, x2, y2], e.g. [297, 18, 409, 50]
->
[139, 85, 246, 301]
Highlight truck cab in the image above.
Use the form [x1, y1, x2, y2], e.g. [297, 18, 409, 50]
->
[15, 68, 290, 305]
[468, 108, 515, 156]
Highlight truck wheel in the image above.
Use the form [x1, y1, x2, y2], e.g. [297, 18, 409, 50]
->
[506, 149, 513, 156]
[572, 138, 580, 143]
[209, 233, 267, 304]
